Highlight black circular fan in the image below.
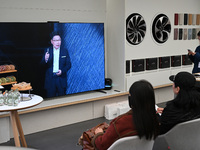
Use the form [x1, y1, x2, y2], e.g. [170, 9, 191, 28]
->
[126, 13, 146, 45]
[152, 14, 171, 44]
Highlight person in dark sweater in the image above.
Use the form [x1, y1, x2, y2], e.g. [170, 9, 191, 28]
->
[160, 71, 200, 134]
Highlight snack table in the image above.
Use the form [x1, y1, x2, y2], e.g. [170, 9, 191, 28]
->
[0, 94, 43, 147]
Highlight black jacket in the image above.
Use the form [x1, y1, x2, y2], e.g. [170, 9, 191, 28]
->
[41, 46, 71, 89]
[160, 100, 200, 134]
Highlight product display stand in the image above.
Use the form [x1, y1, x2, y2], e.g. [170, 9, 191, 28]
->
[11, 86, 32, 101]
[20, 89, 33, 101]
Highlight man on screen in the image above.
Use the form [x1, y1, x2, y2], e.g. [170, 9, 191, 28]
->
[41, 31, 71, 98]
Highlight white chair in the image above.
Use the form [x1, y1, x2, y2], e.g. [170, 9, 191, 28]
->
[108, 136, 154, 150]
[153, 118, 200, 150]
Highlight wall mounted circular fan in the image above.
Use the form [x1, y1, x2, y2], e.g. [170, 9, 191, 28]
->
[126, 13, 146, 45]
[152, 14, 171, 44]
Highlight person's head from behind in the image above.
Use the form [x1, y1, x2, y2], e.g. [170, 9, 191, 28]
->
[197, 31, 200, 41]
[50, 31, 61, 49]
[169, 71, 196, 95]
[129, 80, 159, 140]
[169, 71, 200, 109]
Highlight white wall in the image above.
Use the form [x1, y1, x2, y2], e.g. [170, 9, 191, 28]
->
[106, 0, 125, 91]
[106, 0, 200, 91]
[125, 0, 200, 59]
[0, 0, 106, 22]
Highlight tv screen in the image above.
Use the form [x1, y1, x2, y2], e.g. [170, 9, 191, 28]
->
[0, 22, 105, 99]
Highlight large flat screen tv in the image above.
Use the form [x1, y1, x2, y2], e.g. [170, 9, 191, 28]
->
[0, 22, 105, 99]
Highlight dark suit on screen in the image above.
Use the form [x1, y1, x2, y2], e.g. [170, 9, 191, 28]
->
[41, 46, 71, 97]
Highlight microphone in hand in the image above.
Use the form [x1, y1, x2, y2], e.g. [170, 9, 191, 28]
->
[45, 49, 50, 62]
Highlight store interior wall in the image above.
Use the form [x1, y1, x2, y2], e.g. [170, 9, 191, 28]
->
[0, 0, 199, 143]
[106, 0, 200, 91]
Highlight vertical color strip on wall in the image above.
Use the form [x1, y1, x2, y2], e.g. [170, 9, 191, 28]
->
[184, 14, 188, 25]
[192, 14, 196, 25]
[179, 28, 183, 40]
[188, 28, 192, 40]
[188, 14, 193, 25]
[174, 13, 178, 25]
[197, 14, 200, 25]
[183, 28, 187, 40]
[179, 13, 183, 25]
[174, 28, 178, 40]
[192, 28, 196, 39]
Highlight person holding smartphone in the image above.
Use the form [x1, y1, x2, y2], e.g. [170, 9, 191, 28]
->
[188, 31, 200, 73]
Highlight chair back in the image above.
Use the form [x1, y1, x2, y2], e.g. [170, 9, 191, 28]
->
[153, 118, 200, 150]
[108, 136, 154, 150]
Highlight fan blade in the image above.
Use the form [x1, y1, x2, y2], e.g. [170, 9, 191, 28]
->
[137, 33, 142, 42]
[128, 20, 134, 29]
[162, 31, 168, 41]
[139, 25, 146, 31]
[138, 20, 145, 27]
[164, 24, 171, 32]
[139, 30, 145, 37]
[132, 33, 137, 43]
[127, 27, 134, 34]
[161, 17, 168, 25]
[128, 32, 135, 40]
[156, 31, 162, 39]
[136, 16, 142, 25]
[156, 20, 162, 28]
[132, 16, 137, 27]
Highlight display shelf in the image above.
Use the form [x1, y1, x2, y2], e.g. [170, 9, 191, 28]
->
[0, 70, 17, 74]
[0, 69, 17, 88]
[1, 81, 17, 86]
[11, 86, 32, 91]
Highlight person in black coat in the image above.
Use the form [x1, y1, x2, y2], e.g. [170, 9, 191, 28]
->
[41, 31, 71, 98]
[160, 72, 200, 134]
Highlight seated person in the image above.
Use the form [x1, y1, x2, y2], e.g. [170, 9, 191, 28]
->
[160, 71, 200, 134]
[91, 80, 160, 150]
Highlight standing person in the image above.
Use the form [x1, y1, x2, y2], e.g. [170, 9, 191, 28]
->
[90, 80, 159, 150]
[41, 31, 71, 98]
[188, 31, 200, 73]
[160, 71, 200, 134]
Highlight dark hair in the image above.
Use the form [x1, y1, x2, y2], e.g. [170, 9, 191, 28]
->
[197, 31, 200, 37]
[129, 80, 159, 140]
[173, 85, 200, 111]
[50, 31, 61, 40]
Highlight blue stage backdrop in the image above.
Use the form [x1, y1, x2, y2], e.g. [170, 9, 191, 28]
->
[54, 23, 105, 95]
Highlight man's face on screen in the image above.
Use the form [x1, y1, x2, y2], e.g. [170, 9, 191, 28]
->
[51, 35, 61, 49]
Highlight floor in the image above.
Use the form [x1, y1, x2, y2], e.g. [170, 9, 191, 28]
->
[1, 117, 109, 150]
[0, 102, 166, 150]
